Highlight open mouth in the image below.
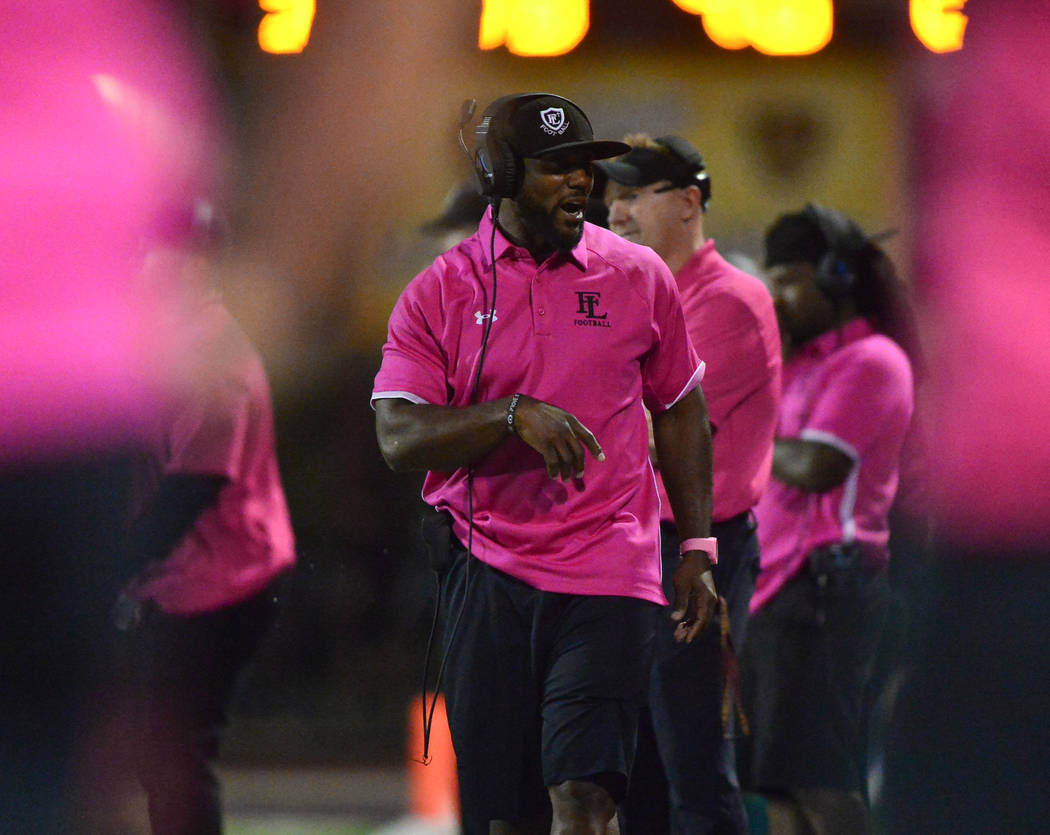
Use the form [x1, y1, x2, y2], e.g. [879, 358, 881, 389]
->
[559, 196, 587, 223]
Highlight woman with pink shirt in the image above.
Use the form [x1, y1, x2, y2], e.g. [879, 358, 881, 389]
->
[739, 205, 918, 835]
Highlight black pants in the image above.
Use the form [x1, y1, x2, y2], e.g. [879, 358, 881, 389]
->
[440, 548, 657, 834]
[621, 513, 759, 835]
[738, 546, 888, 794]
[128, 583, 279, 835]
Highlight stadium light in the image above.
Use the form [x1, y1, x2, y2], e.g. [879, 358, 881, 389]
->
[685, 0, 833, 55]
[479, 0, 510, 49]
[910, 0, 967, 53]
[749, 0, 833, 56]
[479, 0, 963, 57]
[479, 0, 589, 56]
[258, 0, 315, 54]
[697, 0, 751, 50]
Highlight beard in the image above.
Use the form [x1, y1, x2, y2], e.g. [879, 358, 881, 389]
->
[515, 191, 585, 254]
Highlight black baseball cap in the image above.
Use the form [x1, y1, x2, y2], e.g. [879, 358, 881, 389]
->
[597, 135, 707, 188]
[505, 95, 630, 160]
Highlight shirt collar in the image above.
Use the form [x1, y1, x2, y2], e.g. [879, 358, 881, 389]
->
[677, 239, 718, 284]
[798, 316, 876, 359]
[476, 205, 589, 272]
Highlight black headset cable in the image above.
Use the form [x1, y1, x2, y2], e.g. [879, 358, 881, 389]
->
[418, 202, 500, 764]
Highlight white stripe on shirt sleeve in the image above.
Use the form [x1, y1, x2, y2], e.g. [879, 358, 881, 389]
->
[370, 391, 434, 410]
[800, 428, 860, 543]
[799, 428, 859, 462]
[664, 361, 706, 411]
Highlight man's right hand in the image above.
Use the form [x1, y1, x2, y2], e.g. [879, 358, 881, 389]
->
[511, 395, 605, 480]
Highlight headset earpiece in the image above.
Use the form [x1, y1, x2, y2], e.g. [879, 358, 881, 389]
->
[472, 93, 558, 200]
[487, 132, 520, 199]
[804, 203, 865, 300]
[473, 117, 510, 198]
[816, 250, 856, 298]
[474, 96, 524, 199]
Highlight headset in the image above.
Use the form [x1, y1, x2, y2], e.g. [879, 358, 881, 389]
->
[473, 92, 589, 200]
[654, 135, 712, 212]
[803, 202, 868, 301]
[420, 95, 527, 765]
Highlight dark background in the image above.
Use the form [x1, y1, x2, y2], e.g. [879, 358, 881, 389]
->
[200, 0, 926, 767]
[55, 0, 940, 770]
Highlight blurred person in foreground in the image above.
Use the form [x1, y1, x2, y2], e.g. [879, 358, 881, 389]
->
[599, 135, 781, 835]
[373, 92, 717, 834]
[881, 3, 1050, 832]
[116, 202, 296, 835]
[738, 205, 917, 834]
[1, 3, 223, 830]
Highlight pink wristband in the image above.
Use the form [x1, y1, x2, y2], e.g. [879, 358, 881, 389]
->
[679, 536, 718, 565]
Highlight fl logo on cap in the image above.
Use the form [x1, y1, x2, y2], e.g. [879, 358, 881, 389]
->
[540, 107, 568, 135]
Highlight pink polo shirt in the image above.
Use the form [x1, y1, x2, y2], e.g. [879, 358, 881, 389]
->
[751, 318, 913, 612]
[129, 297, 296, 615]
[655, 241, 781, 523]
[373, 207, 704, 605]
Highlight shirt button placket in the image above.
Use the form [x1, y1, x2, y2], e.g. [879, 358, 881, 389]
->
[533, 271, 551, 336]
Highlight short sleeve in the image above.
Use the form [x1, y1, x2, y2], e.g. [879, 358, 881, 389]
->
[641, 263, 704, 414]
[803, 340, 913, 457]
[372, 271, 451, 407]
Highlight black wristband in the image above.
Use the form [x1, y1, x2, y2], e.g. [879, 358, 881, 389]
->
[506, 393, 522, 435]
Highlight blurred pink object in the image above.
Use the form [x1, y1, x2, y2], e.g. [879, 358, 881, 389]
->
[914, 2, 1050, 550]
[0, 0, 221, 464]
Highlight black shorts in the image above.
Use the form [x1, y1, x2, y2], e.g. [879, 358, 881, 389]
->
[739, 545, 889, 793]
[440, 545, 659, 833]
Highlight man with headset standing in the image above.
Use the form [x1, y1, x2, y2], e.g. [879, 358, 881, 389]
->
[372, 93, 718, 834]
[739, 205, 917, 835]
[599, 136, 781, 834]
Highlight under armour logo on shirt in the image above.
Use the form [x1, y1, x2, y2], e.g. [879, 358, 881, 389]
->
[475, 310, 498, 325]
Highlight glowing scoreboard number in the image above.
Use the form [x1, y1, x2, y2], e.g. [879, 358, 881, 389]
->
[258, 0, 315, 54]
[478, 0, 967, 56]
[253, 0, 968, 57]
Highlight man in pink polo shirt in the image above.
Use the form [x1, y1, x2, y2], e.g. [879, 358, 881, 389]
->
[739, 205, 916, 834]
[599, 135, 781, 835]
[373, 93, 718, 834]
[118, 202, 296, 835]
